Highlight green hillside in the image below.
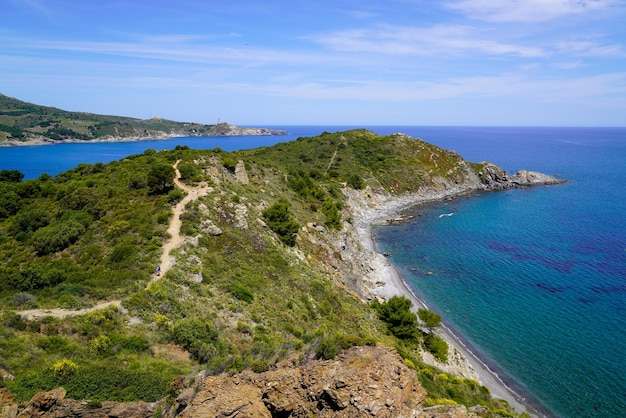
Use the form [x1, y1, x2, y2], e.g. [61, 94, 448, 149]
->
[0, 93, 224, 143]
[0, 131, 521, 416]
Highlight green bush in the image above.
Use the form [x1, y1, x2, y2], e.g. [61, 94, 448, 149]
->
[418, 308, 442, 331]
[250, 360, 270, 373]
[315, 338, 338, 360]
[167, 188, 186, 203]
[372, 296, 419, 341]
[31, 220, 85, 255]
[423, 332, 448, 362]
[169, 318, 219, 351]
[262, 200, 299, 246]
[178, 162, 201, 181]
[347, 174, 365, 190]
[147, 164, 175, 194]
[321, 199, 342, 230]
[228, 282, 254, 303]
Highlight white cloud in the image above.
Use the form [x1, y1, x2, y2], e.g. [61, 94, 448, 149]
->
[311, 24, 545, 58]
[446, 0, 613, 22]
[555, 39, 625, 57]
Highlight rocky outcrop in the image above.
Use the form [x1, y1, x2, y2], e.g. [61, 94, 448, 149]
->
[168, 345, 427, 417]
[510, 169, 565, 186]
[3, 387, 160, 418]
[207, 122, 287, 137]
[476, 163, 564, 189]
[1, 346, 437, 417]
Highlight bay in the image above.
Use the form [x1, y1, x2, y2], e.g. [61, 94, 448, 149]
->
[372, 127, 626, 418]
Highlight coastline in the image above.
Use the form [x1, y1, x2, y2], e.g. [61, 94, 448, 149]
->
[349, 188, 545, 417]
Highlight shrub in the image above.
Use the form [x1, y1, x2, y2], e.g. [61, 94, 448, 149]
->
[147, 164, 175, 194]
[0, 169, 24, 183]
[347, 174, 365, 190]
[129, 174, 147, 189]
[423, 332, 448, 362]
[51, 359, 78, 378]
[31, 220, 85, 255]
[169, 318, 218, 350]
[178, 162, 201, 181]
[321, 199, 342, 230]
[315, 338, 338, 360]
[250, 360, 270, 373]
[109, 245, 134, 263]
[262, 200, 299, 246]
[167, 188, 186, 203]
[89, 335, 111, 354]
[222, 156, 238, 172]
[228, 282, 254, 303]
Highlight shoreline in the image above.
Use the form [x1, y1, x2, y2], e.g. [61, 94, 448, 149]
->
[350, 188, 549, 417]
[0, 127, 288, 147]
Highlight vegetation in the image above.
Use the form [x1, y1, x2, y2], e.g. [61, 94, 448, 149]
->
[0, 129, 522, 416]
[371, 296, 449, 362]
[0, 93, 221, 143]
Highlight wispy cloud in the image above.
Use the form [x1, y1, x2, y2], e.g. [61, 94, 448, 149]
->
[446, 0, 614, 22]
[555, 39, 625, 57]
[310, 24, 545, 58]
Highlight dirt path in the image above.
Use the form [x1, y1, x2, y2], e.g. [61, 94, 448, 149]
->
[149, 160, 209, 286]
[17, 160, 209, 321]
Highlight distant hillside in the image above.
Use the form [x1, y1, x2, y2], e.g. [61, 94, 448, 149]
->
[0, 93, 286, 145]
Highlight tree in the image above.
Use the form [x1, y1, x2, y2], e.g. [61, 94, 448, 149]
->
[262, 199, 299, 246]
[418, 308, 442, 331]
[373, 295, 419, 341]
[147, 163, 175, 194]
[0, 169, 24, 183]
[321, 199, 342, 230]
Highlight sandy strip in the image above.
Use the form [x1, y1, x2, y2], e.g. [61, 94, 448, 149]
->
[350, 189, 541, 417]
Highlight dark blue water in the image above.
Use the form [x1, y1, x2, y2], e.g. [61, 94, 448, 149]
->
[2, 126, 625, 417]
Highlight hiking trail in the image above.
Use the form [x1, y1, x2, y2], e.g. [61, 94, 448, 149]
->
[18, 160, 209, 321]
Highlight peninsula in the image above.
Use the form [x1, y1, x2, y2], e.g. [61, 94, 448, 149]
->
[0, 127, 564, 417]
[0, 93, 286, 146]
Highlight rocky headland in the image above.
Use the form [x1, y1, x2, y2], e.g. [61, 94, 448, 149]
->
[0, 129, 565, 417]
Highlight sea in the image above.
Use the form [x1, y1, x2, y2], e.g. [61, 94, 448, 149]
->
[1, 126, 625, 417]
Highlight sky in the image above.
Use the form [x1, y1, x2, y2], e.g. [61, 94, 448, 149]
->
[1, 0, 625, 126]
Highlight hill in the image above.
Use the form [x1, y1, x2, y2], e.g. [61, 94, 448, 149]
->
[0, 93, 286, 145]
[0, 129, 562, 416]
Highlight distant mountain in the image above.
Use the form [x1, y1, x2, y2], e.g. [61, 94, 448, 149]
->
[0, 93, 286, 145]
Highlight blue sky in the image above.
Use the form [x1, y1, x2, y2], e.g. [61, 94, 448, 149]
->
[1, 0, 625, 126]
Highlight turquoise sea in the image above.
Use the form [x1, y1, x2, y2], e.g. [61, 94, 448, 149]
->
[1, 127, 625, 417]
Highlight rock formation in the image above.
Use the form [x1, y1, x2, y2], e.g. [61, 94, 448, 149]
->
[166, 345, 428, 417]
[2, 346, 492, 417]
